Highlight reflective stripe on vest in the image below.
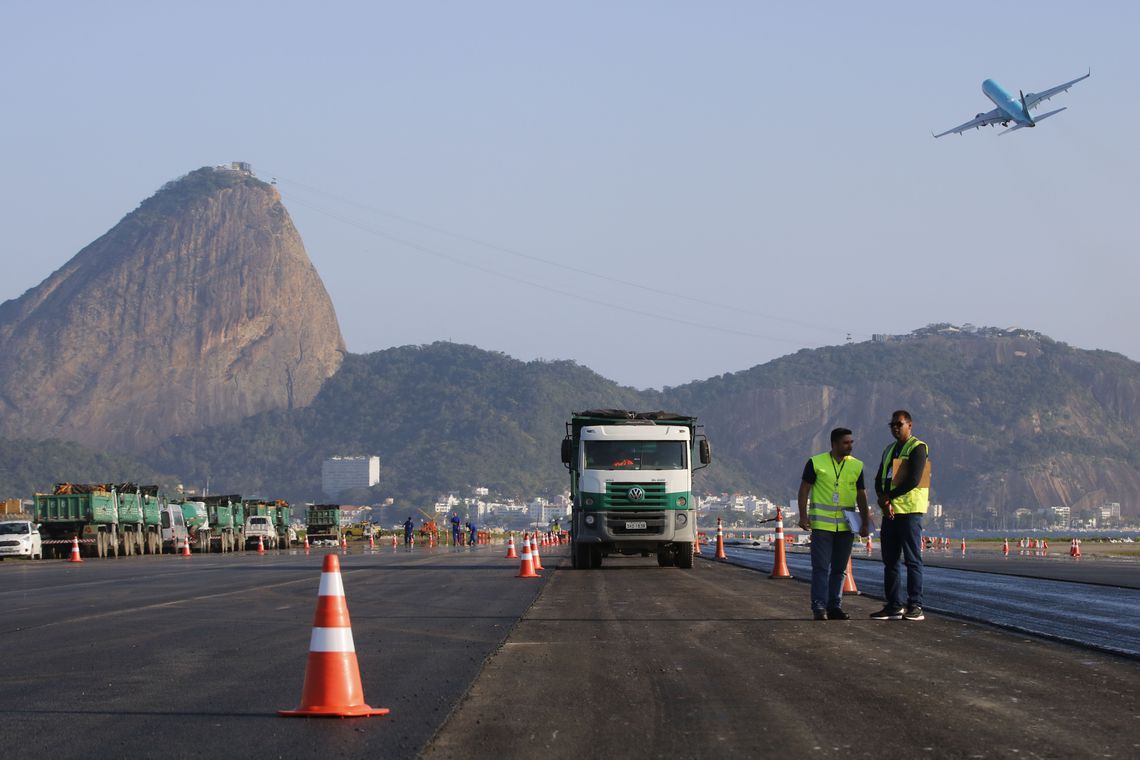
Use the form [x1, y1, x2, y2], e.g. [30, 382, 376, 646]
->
[879, 436, 929, 514]
[809, 452, 863, 532]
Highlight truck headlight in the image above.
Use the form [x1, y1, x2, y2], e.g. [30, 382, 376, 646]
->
[675, 513, 688, 528]
[677, 496, 687, 507]
[584, 497, 594, 506]
[585, 514, 595, 526]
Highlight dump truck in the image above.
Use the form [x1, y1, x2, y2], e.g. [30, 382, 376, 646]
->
[202, 495, 242, 552]
[562, 410, 711, 569]
[34, 483, 122, 558]
[306, 504, 349, 544]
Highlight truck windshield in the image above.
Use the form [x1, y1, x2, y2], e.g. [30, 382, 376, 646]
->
[584, 441, 687, 470]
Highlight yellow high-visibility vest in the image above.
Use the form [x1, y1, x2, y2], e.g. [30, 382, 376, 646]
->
[879, 436, 929, 514]
[808, 452, 863, 532]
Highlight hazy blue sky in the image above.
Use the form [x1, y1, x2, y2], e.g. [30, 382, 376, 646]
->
[2, 2, 1136, 389]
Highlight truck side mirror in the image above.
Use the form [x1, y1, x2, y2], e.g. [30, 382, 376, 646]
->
[560, 438, 574, 465]
[699, 439, 712, 465]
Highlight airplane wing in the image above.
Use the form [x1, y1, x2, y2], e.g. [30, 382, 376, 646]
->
[932, 108, 1005, 138]
[1023, 70, 1090, 111]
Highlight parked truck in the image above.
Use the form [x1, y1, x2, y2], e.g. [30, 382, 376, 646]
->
[562, 410, 711, 569]
[202, 494, 242, 552]
[35, 484, 122, 558]
[305, 504, 348, 544]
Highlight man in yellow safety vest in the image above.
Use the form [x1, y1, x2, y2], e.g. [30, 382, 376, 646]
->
[797, 427, 872, 620]
[871, 410, 930, 622]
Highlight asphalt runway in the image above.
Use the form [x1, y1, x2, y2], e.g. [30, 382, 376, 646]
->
[424, 551, 1140, 760]
[0, 544, 546, 760]
[4, 543, 1139, 759]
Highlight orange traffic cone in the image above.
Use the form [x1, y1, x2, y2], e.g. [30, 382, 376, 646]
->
[257, 535, 266, 555]
[769, 508, 793, 579]
[842, 555, 860, 594]
[517, 534, 540, 578]
[304, 535, 311, 553]
[391, 534, 398, 549]
[368, 533, 375, 551]
[505, 534, 518, 559]
[694, 531, 702, 555]
[341, 535, 348, 552]
[531, 535, 545, 571]
[279, 554, 389, 718]
[960, 537, 966, 555]
[1042, 538, 1048, 556]
[1002, 537, 1009, 556]
[865, 535, 873, 555]
[181, 538, 192, 557]
[1071, 538, 1082, 558]
[715, 517, 727, 560]
[68, 536, 83, 563]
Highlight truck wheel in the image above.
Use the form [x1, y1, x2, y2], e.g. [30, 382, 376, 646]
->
[590, 546, 603, 568]
[675, 542, 694, 569]
[572, 542, 590, 569]
[656, 548, 675, 567]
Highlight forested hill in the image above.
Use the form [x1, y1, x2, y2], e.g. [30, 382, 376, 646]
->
[147, 343, 755, 505]
[664, 326, 1140, 519]
[7, 329, 1139, 522]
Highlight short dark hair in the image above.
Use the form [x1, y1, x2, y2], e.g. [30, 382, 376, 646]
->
[891, 410, 912, 423]
[830, 427, 853, 444]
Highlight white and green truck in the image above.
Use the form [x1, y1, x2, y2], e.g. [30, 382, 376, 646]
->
[562, 410, 711, 569]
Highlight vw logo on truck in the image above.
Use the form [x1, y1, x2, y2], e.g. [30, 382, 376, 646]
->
[627, 486, 645, 502]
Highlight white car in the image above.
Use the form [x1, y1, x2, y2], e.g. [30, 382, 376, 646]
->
[0, 520, 43, 559]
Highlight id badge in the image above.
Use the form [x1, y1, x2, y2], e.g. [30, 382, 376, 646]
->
[832, 491, 840, 504]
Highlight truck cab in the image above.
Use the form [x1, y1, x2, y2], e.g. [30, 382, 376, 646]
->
[0, 520, 43, 560]
[563, 410, 710, 569]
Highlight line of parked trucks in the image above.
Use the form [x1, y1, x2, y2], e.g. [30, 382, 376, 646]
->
[30, 484, 297, 559]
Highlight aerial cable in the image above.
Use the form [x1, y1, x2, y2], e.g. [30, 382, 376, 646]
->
[283, 194, 821, 347]
[269, 172, 867, 342]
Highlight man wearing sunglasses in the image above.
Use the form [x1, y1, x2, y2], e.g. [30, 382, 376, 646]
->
[871, 410, 930, 621]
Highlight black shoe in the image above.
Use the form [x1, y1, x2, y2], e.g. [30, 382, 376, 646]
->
[870, 606, 904, 620]
[813, 609, 828, 621]
[903, 605, 925, 621]
[826, 608, 850, 620]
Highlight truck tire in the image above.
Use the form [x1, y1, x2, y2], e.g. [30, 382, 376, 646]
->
[656, 548, 675, 567]
[675, 542, 694, 569]
[589, 545, 603, 569]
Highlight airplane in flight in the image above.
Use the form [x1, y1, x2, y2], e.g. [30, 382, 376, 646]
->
[933, 71, 1090, 138]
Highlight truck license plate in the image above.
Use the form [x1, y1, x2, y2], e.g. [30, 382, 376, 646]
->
[625, 521, 647, 530]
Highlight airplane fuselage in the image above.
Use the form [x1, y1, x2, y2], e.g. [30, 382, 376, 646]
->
[982, 79, 1033, 128]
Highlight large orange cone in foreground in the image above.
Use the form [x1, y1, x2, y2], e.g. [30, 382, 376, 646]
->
[769, 508, 793, 579]
[68, 536, 83, 563]
[842, 555, 860, 594]
[280, 554, 389, 718]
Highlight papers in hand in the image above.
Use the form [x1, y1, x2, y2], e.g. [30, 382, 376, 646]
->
[844, 509, 872, 534]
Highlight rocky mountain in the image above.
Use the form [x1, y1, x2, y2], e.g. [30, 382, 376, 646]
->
[0, 165, 345, 451]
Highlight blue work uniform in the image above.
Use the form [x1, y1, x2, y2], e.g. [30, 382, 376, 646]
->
[403, 518, 414, 545]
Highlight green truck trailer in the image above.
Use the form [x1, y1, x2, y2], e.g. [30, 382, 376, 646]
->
[305, 504, 349, 543]
[562, 410, 711, 569]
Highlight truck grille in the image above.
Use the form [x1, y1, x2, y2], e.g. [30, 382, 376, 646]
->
[603, 481, 668, 508]
[605, 510, 667, 535]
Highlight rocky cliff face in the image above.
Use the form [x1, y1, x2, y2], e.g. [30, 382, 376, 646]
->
[0, 166, 345, 451]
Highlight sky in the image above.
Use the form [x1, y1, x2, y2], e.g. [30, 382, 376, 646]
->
[2, 2, 1137, 389]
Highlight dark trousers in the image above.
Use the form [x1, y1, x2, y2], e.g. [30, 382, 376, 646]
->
[880, 513, 924, 608]
[809, 529, 855, 611]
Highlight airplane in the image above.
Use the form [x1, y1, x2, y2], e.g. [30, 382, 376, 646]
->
[933, 71, 1090, 138]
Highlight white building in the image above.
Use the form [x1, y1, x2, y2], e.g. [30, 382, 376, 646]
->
[321, 455, 380, 500]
